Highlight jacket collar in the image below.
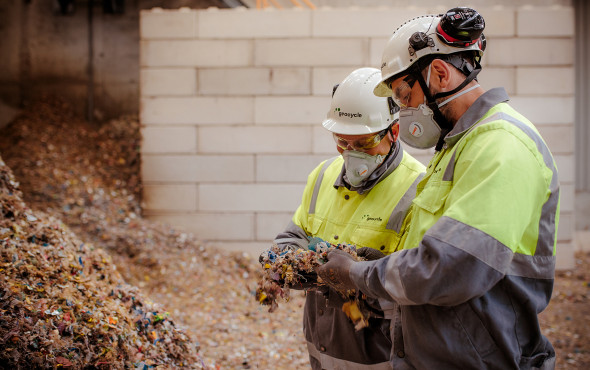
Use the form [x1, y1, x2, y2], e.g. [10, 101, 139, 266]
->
[444, 87, 510, 148]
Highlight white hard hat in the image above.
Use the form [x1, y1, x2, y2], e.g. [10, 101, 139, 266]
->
[374, 8, 486, 97]
[323, 67, 398, 135]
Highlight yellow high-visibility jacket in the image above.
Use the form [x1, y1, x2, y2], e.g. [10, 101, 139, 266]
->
[275, 148, 425, 369]
[351, 88, 560, 369]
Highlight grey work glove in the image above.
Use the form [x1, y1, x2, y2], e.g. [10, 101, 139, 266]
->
[315, 249, 357, 292]
[355, 247, 385, 261]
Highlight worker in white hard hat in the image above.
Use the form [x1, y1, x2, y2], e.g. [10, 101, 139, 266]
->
[316, 7, 559, 369]
[265, 67, 425, 369]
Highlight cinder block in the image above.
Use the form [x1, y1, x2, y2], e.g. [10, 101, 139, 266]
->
[198, 126, 312, 154]
[141, 126, 197, 153]
[141, 68, 197, 96]
[312, 125, 337, 155]
[141, 39, 253, 67]
[554, 154, 574, 184]
[312, 67, 362, 96]
[140, 8, 197, 39]
[143, 184, 197, 211]
[256, 154, 334, 182]
[146, 212, 255, 240]
[517, 7, 574, 37]
[198, 67, 311, 96]
[557, 212, 573, 242]
[255, 96, 331, 125]
[312, 8, 428, 38]
[478, 8, 516, 37]
[256, 212, 296, 240]
[141, 97, 254, 124]
[486, 38, 574, 66]
[555, 241, 574, 270]
[205, 240, 269, 257]
[270, 68, 312, 95]
[199, 184, 305, 212]
[141, 154, 255, 182]
[199, 68, 272, 95]
[509, 97, 574, 125]
[516, 67, 574, 95]
[255, 38, 369, 66]
[477, 67, 516, 95]
[537, 125, 574, 155]
[197, 7, 312, 38]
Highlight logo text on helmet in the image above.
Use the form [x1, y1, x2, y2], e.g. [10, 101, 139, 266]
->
[338, 110, 363, 118]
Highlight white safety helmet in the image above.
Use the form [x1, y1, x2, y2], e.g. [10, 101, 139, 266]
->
[323, 67, 398, 135]
[374, 8, 486, 97]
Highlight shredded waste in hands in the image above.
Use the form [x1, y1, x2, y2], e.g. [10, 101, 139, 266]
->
[256, 241, 373, 330]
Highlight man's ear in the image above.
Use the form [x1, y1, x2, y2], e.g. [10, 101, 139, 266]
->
[430, 59, 452, 90]
[390, 123, 400, 142]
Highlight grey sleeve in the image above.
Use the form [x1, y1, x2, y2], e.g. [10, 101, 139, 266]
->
[273, 220, 309, 250]
[350, 217, 511, 306]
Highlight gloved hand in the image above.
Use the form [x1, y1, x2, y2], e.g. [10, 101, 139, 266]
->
[315, 249, 357, 292]
[355, 247, 385, 261]
[306, 236, 327, 251]
[288, 237, 329, 290]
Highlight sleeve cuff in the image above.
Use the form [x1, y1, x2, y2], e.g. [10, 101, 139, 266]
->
[350, 260, 376, 297]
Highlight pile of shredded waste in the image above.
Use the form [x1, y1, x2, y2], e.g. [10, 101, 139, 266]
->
[0, 156, 204, 368]
[0, 97, 309, 369]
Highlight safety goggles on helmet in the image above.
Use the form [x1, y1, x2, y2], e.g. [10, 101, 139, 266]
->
[333, 128, 389, 151]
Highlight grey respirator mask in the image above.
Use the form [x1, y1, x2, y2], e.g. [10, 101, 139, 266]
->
[342, 150, 385, 187]
[398, 63, 480, 150]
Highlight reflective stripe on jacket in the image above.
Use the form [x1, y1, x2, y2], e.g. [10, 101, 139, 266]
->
[276, 149, 425, 369]
[351, 88, 559, 369]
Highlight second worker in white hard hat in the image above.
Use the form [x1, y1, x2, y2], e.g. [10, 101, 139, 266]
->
[268, 67, 425, 369]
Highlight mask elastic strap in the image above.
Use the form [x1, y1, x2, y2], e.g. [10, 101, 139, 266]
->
[432, 61, 481, 100]
[437, 83, 480, 108]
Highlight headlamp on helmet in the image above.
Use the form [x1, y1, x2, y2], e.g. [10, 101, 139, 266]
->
[375, 7, 486, 98]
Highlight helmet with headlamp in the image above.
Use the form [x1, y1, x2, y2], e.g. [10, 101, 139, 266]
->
[374, 7, 486, 151]
[375, 8, 486, 98]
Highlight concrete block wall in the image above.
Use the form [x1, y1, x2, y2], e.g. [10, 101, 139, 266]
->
[140, 5, 576, 269]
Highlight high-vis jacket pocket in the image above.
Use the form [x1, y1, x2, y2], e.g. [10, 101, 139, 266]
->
[350, 227, 399, 255]
[412, 182, 452, 215]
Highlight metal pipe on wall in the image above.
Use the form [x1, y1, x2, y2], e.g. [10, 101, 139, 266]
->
[575, 0, 589, 191]
[87, 0, 94, 123]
